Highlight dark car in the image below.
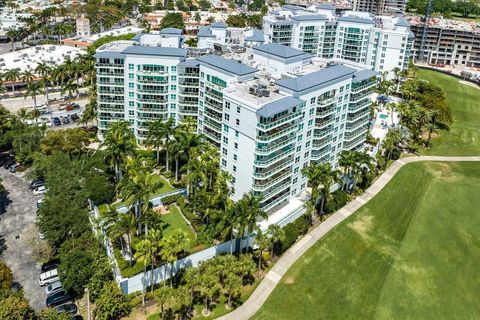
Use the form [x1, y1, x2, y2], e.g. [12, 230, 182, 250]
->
[41, 260, 59, 273]
[55, 303, 77, 315]
[72, 315, 83, 320]
[52, 117, 62, 126]
[46, 290, 73, 307]
[0, 155, 13, 166]
[30, 180, 44, 190]
[62, 116, 70, 124]
[3, 159, 15, 169]
[70, 113, 79, 122]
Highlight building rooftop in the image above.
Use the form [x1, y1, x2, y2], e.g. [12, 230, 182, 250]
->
[211, 21, 228, 28]
[179, 59, 200, 67]
[352, 69, 378, 83]
[277, 64, 356, 92]
[253, 43, 308, 59]
[198, 54, 257, 76]
[244, 29, 265, 42]
[258, 96, 303, 117]
[121, 46, 186, 57]
[337, 15, 375, 25]
[198, 26, 215, 37]
[406, 15, 480, 33]
[159, 28, 183, 35]
[291, 14, 328, 21]
[316, 3, 336, 11]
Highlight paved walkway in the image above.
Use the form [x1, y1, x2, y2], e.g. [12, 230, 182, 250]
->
[218, 156, 480, 320]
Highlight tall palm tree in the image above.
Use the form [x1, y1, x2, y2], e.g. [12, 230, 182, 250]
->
[317, 162, 339, 219]
[17, 107, 29, 122]
[146, 117, 175, 168]
[35, 62, 52, 104]
[24, 81, 43, 108]
[134, 238, 153, 303]
[236, 193, 267, 253]
[117, 168, 164, 230]
[4, 68, 20, 95]
[267, 224, 284, 258]
[29, 108, 41, 123]
[21, 70, 35, 85]
[101, 121, 137, 180]
[338, 150, 357, 178]
[301, 162, 324, 219]
[5, 28, 18, 52]
[61, 79, 79, 101]
[160, 230, 187, 287]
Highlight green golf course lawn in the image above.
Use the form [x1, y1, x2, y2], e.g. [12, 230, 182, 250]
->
[253, 161, 480, 320]
[418, 69, 480, 156]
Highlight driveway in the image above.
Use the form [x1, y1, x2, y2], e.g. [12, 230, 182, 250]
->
[0, 169, 46, 310]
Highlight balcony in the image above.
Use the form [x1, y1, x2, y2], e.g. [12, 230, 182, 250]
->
[347, 110, 370, 122]
[351, 81, 376, 93]
[261, 190, 290, 212]
[256, 124, 297, 142]
[137, 88, 168, 94]
[257, 112, 302, 131]
[315, 117, 334, 128]
[137, 69, 167, 76]
[203, 117, 221, 131]
[316, 107, 334, 118]
[350, 90, 373, 102]
[252, 169, 292, 192]
[95, 63, 124, 68]
[254, 147, 294, 167]
[344, 125, 368, 141]
[254, 158, 293, 179]
[255, 135, 296, 155]
[259, 179, 292, 202]
[312, 136, 332, 149]
[311, 146, 332, 160]
[317, 96, 336, 106]
[313, 127, 334, 139]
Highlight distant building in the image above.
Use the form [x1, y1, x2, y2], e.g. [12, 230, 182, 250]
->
[76, 14, 91, 38]
[407, 15, 480, 67]
[352, 0, 406, 14]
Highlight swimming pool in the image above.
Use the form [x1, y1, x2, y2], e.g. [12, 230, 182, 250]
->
[379, 114, 388, 120]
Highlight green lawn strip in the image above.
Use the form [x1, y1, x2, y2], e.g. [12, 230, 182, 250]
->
[161, 204, 196, 252]
[253, 162, 480, 320]
[150, 174, 176, 196]
[418, 69, 480, 156]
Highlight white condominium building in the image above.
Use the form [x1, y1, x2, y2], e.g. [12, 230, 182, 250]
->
[95, 40, 377, 212]
[263, 7, 413, 76]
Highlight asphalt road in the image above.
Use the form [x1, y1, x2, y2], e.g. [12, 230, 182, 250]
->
[0, 168, 47, 310]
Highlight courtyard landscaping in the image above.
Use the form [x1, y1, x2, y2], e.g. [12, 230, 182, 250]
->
[418, 69, 480, 155]
[253, 161, 480, 320]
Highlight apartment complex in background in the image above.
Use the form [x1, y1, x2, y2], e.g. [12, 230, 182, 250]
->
[352, 0, 406, 15]
[263, 6, 413, 76]
[95, 36, 377, 212]
[407, 15, 480, 68]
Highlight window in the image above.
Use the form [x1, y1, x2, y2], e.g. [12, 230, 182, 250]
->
[306, 130, 312, 137]
[293, 178, 298, 184]
[225, 114, 230, 121]
[310, 97, 316, 104]
[233, 165, 237, 173]
[309, 108, 314, 116]
[235, 130, 239, 138]
[128, 64, 134, 70]
[297, 135, 303, 142]
[236, 119, 240, 126]
[129, 92, 134, 98]
[294, 167, 299, 174]
[129, 110, 134, 116]
[222, 148, 227, 156]
[171, 66, 177, 71]
[225, 101, 230, 109]
[171, 76, 177, 81]
[301, 183, 306, 190]
[304, 151, 309, 158]
[129, 83, 134, 89]
[295, 156, 300, 163]
[223, 137, 228, 144]
[234, 142, 238, 150]
[234, 154, 237, 161]
[308, 119, 313, 127]
[296, 146, 301, 152]
[221, 159, 227, 167]
[129, 101, 134, 107]
[129, 73, 134, 79]
[236, 106, 240, 113]
[223, 124, 229, 132]
[306, 141, 310, 148]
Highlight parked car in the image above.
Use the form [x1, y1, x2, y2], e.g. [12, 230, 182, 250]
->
[3, 159, 15, 169]
[41, 260, 59, 273]
[62, 116, 70, 124]
[46, 290, 73, 307]
[8, 163, 20, 173]
[33, 186, 48, 196]
[30, 180, 44, 189]
[45, 280, 63, 296]
[36, 198, 45, 209]
[52, 117, 62, 126]
[39, 269, 59, 286]
[55, 303, 77, 315]
[0, 155, 13, 166]
[70, 113, 79, 122]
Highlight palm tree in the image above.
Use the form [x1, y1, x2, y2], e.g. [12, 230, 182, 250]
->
[338, 150, 356, 181]
[4, 68, 20, 95]
[199, 272, 219, 316]
[24, 81, 43, 108]
[101, 121, 137, 180]
[223, 271, 242, 310]
[267, 224, 284, 258]
[102, 207, 137, 266]
[117, 168, 164, 230]
[236, 193, 267, 253]
[301, 163, 323, 219]
[5, 28, 18, 51]
[61, 79, 79, 101]
[17, 107, 29, 122]
[182, 155, 207, 198]
[21, 70, 35, 85]
[155, 286, 176, 320]
[160, 230, 187, 287]
[317, 163, 339, 219]
[255, 232, 271, 276]
[134, 238, 153, 305]
[35, 62, 52, 104]
[29, 108, 41, 124]
[146, 117, 175, 168]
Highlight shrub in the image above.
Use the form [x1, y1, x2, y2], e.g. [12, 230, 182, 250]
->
[325, 190, 348, 214]
[391, 148, 401, 160]
[276, 215, 310, 254]
[161, 194, 181, 205]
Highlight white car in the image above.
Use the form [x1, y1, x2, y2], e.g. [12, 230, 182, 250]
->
[39, 269, 59, 286]
[45, 280, 62, 296]
[33, 186, 47, 196]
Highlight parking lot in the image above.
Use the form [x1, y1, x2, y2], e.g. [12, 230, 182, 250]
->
[0, 168, 47, 310]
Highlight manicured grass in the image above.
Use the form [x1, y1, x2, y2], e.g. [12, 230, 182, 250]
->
[161, 204, 196, 251]
[253, 162, 480, 320]
[150, 174, 176, 196]
[418, 69, 480, 156]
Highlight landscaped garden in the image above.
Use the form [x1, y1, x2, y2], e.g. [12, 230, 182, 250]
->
[253, 161, 480, 320]
[418, 69, 480, 155]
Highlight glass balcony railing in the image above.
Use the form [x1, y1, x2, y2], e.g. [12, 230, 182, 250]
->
[256, 125, 297, 142]
[257, 112, 301, 131]
[255, 135, 296, 155]
[253, 158, 293, 179]
[254, 147, 294, 167]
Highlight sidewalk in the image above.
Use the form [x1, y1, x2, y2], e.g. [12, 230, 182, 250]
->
[218, 155, 480, 320]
